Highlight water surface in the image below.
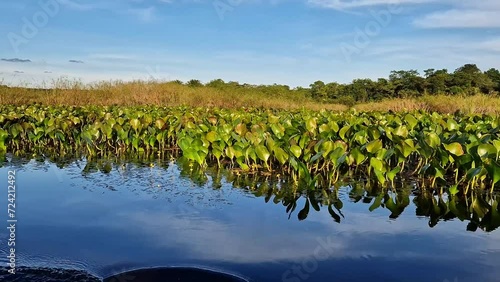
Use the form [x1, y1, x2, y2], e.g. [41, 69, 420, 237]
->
[0, 156, 499, 282]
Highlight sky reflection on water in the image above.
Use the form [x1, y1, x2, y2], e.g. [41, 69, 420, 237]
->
[0, 159, 499, 282]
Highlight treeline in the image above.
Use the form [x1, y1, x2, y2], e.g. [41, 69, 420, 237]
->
[179, 64, 500, 105]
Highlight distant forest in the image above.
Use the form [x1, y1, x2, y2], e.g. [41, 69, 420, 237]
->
[181, 64, 500, 105]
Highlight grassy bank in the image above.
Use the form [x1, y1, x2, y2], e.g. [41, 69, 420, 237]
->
[353, 94, 500, 115]
[0, 81, 348, 111]
[1, 81, 500, 114]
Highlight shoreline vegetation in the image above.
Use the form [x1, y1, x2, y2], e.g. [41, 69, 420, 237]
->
[0, 64, 498, 195]
[0, 105, 498, 194]
[1, 64, 499, 114]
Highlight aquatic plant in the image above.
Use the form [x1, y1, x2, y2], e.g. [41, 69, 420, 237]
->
[0, 105, 498, 193]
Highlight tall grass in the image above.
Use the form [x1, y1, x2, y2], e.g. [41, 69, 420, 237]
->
[353, 94, 500, 115]
[1, 80, 500, 114]
[0, 80, 348, 111]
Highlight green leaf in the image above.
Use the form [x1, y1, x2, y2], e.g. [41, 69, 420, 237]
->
[9, 124, 23, 138]
[329, 121, 339, 133]
[405, 114, 418, 129]
[319, 124, 329, 134]
[366, 139, 383, 154]
[393, 126, 408, 138]
[387, 166, 401, 182]
[236, 157, 250, 171]
[425, 132, 441, 148]
[373, 169, 386, 185]
[321, 140, 334, 155]
[350, 147, 366, 165]
[290, 145, 302, 158]
[311, 151, 324, 162]
[493, 140, 500, 153]
[0, 129, 8, 143]
[449, 185, 459, 196]
[129, 118, 140, 131]
[206, 131, 217, 143]
[155, 119, 166, 130]
[477, 144, 497, 158]
[234, 123, 247, 136]
[270, 124, 285, 138]
[486, 161, 500, 186]
[369, 193, 384, 212]
[370, 157, 386, 172]
[306, 118, 317, 133]
[339, 126, 350, 140]
[225, 146, 236, 160]
[255, 145, 271, 163]
[268, 115, 279, 124]
[274, 147, 289, 165]
[444, 142, 464, 156]
[213, 148, 222, 160]
[447, 118, 459, 131]
[466, 167, 483, 181]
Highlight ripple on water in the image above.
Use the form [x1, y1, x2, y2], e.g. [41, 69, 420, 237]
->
[0, 253, 96, 277]
[0, 267, 100, 282]
[0, 266, 250, 282]
[103, 267, 250, 282]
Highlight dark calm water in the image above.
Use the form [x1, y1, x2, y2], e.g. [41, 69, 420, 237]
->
[0, 156, 499, 282]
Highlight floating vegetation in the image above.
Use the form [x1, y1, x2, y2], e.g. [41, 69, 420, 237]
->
[0, 105, 499, 194]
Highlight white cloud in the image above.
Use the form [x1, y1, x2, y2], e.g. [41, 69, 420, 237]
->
[125, 6, 158, 22]
[307, 0, 436, 10]
[306, 0, 500, 28]
[57, 0, 163, 22]
[413, 1, 500, 28]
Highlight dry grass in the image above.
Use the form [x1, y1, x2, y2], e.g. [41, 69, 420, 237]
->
[419, 94, 500, 115]
[0, 80, 348, 111]
[353, 98, 428, 112]
[2, 80, 499, 114]
[354, 94, 500, 115]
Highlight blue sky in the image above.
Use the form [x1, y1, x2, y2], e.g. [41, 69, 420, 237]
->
[0, 0, 499, 87]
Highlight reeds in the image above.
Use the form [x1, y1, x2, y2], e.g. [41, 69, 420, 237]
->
[353, 94, 500, 115]
[0, 79, 348, 111]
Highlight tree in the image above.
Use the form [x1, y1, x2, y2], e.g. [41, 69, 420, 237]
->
[352, 79, 375, 102]
[337, 79, 374, 103]
[372, 78, 394, 100]
[309, 81, 328, 100]
[226, 81, 242, 88]
[187, 79, 203, 87]
[424, 69, 450, 95]
[170, 80, 184, 85]
[452, 64, 494, 94]
[206, 79, 226, 88]
[424, 69, 436, 78]
[258, 84, 291, 97]
[389, 70, 425, 97]
[325, 82, 341, 99]
[485, 68, 500, 92]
